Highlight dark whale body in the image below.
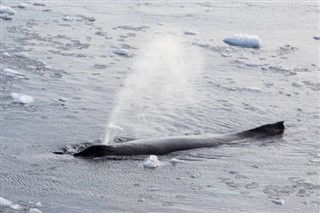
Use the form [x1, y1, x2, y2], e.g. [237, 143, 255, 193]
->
[74, 121, 284, 158]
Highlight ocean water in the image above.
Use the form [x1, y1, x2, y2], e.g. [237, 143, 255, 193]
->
[1, 1, 319, 212]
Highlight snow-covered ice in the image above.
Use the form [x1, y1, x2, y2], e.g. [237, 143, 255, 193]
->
[18, 3, 29, 9]
[243, 86, 262, 93]
[143, 155, 163, 168]
[11, 92, 34, 104]
[2, 52, 11, 57]
[271, 198, 284, 205]
[1, 68, 24, 77]
[0, 6, 16, 15]
[14, 52, 30, 58]
[10, 204, 22, 210]
[113, 48, 129, 56]
[0, 197, 13, 207]
[29, 208, 43, 213]
[223, 34, 261, 48]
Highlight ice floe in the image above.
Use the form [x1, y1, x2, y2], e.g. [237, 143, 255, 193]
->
[63, 15, 72, 21]
[29, 208, 43, 213]
[11, 92, 34, 104]
[10, 204, 22, 210]
[1, 68, 24, 77]
[33, 3, 46, 7]
[235, 59, 259, 67]
[18, 3, 29, 9]
[14, 52, 30, 58]
[313, 36, 320, 40]
[0, 197, 12, 207]
[168, 158, 184, 165]
[192, 41, 209, 48]
[0, 13, 13, 20]
[113, 48, 129, 56]
[223, 34, 261, 48]
[184, 30, 199, 35]
[243, 86, 262, 93]
[271, 198, 284, 205]
[143, 155, 163, 168]
[0, 6, 16, 15]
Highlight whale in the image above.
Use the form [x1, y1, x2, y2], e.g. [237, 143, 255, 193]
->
[74, 121, 284, 158]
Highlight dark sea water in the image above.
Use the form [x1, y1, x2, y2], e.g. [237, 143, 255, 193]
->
[1, 1, 319, 212]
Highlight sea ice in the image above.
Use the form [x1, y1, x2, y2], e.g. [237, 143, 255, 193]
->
[169, 158, 184, 165]
[113, 48, 129, 56]
[0, 13, 13, 20]
[243, 86, 262, 93]
[0, 6, 16, 15]
[192, 41, 209, 48]
[271, 198, 284, 205]
[63, 16, 72, 21]
[14, 52, 30, 58]
[223, 34, 261, 48]
[184, 30, 199, 35]
[29, 208, 43, 213]
[35, 202, 43, 207]
[11, 92, 34, 104]
[10, 204, 22, 210]
[18, 3, 29, 9]
[143, 155, 162, 168]
[0, 197, 13, 207]
[1, 68, 24, 77]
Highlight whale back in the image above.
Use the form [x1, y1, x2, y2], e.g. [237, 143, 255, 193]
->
[74, 121, 285, 157]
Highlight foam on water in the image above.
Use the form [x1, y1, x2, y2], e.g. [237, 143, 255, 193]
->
[223, 34, 261, 48]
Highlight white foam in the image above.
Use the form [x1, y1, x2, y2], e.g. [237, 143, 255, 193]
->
[224, 34, 261, 48]
[143, 155, 162, 168]
[236, 59, 259, 67]
[0, 6, 16, 15]
[11, 92, 34, 104]
[113, 48, 129, 56]
[0, 197, 13, 207]
[18, 3, 29, 9]
[184, 30, 199, 35]
[104, 123, 124, 143]
[1, 68, 24, 77]
[10, 204, 22, 210]
[29, 208, 43, 213]
[15, 52, 30, 58]
[243, 86, 262, 93]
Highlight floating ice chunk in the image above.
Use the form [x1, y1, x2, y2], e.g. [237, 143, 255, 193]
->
[184, 30, 199, 35]
[14, 52, 30, 58]
[35, 202, 43, 207]
[1, 68, 24, 77]
[169, 158, 184, 165]
[29, 208, 43, 213]
[224, 34, 261, 48]
[235, 59, 259, 67]
[113, 48, 129, 56]
[271, 198, 284, 205]
[243, 86, 262, 93]
[2, 52, 11, 57]
[0, 6, 16, 15]
[157, 22, 164, 26]
[11, 92, 34, 104]
[0, 197, 13, 207]
[143, 155, 162, 169]
[10, 204, 22, 210]
[33, 3, 46, 6]
[313, 36, 320, 40]
[18, 3, 29, 9]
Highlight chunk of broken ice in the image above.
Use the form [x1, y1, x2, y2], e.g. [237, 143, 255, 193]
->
[0, 6, 16, 15]
[11, 92, 34, 104]
[0, 197, 13, 207]
[18, 3, 29, 9]
[113, 48, 129, 56]
[14, 52, 30, 58]
[224, 34, 261, 48]
[143, 155, 162, 169]
[1, 68, 24, 77]
[184, 30, 199, 35]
